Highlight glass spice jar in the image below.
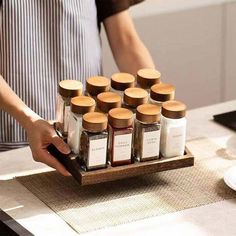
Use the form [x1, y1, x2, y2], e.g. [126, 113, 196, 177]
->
[110, 72, 135, 100]
[134, 104, 161, 162]
[150, 83, 175, 106]
[123, 87, 148, 114]
[108, 108, 134, 167]
[96, 91, 121, 114]
[67, 96, 95, 154]
[137, 68, 161, 92]
[160, 100, 187, 158]
[85, 76, 110, 101]
[79, 112, 108, 171]
[56, 80, 83, 136]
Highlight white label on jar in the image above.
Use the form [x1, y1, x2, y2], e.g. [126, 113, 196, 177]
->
[63, 105, 70, 132]
[88, 138, 107, 167]
[113, 133, 132, 161]
[142, 130, 160, 158]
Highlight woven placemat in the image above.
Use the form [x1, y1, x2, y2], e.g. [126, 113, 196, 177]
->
[17, 137, 236, 234]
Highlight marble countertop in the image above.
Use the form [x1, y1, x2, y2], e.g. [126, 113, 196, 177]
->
[0, 100, 236, 236]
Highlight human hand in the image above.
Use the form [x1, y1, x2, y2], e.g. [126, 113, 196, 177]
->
[26, 119, 71, 176]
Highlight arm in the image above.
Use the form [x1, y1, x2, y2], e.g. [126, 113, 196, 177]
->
[103, 10, 155, 75]
[0, 75, 70, 176]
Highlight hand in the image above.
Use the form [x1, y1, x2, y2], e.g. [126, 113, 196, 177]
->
[26, 119, 71, 176]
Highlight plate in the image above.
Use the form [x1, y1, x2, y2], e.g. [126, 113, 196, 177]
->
[224, 166, 236, 191]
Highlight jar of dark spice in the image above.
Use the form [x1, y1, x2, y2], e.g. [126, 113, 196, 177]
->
[79, 112, 108, 171]
[108, 108, 134, 167]
[56, 80, 83, 136]
[134, 104, 161, 161]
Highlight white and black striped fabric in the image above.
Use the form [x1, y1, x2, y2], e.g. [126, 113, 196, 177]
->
[0, 0, 102, 151]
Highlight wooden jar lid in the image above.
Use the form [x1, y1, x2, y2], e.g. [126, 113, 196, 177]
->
[137, 68, 161, 89]
[82, 112, 108, 132]
[70, 96, 95, 115]
[111, 73, 135, 91]
[97, 92, 122, 113]
[108, 108, 133, 129]
[150, 83, 175, 102]
[136, 104, 161, 123]
[124, 88, 148, 108]
[86, 76, 110, 96]
[161, 100, 186, 119]
[59, 80, 83, 98]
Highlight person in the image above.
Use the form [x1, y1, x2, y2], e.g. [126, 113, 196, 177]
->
[0, 0, 155, 176]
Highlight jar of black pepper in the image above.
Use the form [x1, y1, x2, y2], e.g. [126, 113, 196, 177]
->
[150, 83, 175, 105]
[79, 112, 108, 171]
[108, 108, 134, 167]
[96, 91, 122, 114]
[137, 68, 161, 92]
[134, 104, 161, 162]
[56, 80, 83, 136]
[111, 73, 135, 100]
[85, 76, 110, 101]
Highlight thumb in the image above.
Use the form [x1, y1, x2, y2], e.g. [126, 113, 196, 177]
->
[51, 135, 71, 154]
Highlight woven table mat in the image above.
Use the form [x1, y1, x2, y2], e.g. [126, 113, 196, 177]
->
[17, 137, 236, 234]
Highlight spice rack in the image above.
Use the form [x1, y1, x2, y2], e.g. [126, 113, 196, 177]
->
[48, 144, 194, 186]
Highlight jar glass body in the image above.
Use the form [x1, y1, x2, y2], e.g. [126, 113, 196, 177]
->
[149, 98, 163, 106]
[108, 124, 133, 167]
[79, 129, 108, 171]
[160, 114, 186, 158]
[134, 120, 160, 161]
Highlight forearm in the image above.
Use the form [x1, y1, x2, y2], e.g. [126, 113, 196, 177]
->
[0, 75, 41, 131]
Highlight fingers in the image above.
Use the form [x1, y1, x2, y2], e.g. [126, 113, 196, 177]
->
[35, 149, 71, 176]
[51, 135, 71, 154]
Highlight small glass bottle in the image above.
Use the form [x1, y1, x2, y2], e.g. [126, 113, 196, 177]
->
[110, 72, 135, 100]
[150, 83, 175, 105]
[137, 68, 161, 92]
[67, 96, 95, 154]
[123, 87, 148, 114]
[108, 108, 134, 167]
[160, 100, 187, 158]
[56, 80, 83, 136]
[134, 104, 161, 162]
[96, 91, 122, 114]
[85, 76, 110, 101]
[79, 112, 108, 171]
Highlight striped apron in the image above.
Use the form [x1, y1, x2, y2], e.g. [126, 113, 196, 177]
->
[0, 0, 102, 151]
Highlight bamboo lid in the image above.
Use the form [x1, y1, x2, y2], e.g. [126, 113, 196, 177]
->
[59, 80, 83, 98]
[86, 76, 110, 96]
[161, 100, 186, 119]
[123, 88, 148, 108]
[70, 96, 95, 115]
[137, 68, 161, 89]
[136, 104, 161, 123]
[111, 73, 135, 91]
[97, 92, 122, 113]
[108, 108, 133, 128]
[150, 83, 175, 102]
[82, 112, 108, 132]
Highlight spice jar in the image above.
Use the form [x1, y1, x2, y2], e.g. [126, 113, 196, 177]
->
[150, 83, 175, 105]
[85, 76, 110, 100]
[108, 108, 134, 167]
[111, 73, 135, 99]
[67, 96, 95, 154]
[79, 112, 108, 171]
[160, 100, 187, 158]
[56, 80, 83, 135]
[137, 68, 161, 91]
[134, 104, 161, 161]
[123, 87, 148, 113]
[97, 92, 122, 114]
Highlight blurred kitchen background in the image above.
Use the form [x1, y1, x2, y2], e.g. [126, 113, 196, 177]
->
[101, 0, 236, 109]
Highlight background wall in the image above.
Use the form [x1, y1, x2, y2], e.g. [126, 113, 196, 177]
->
[101, 0, 236, 109]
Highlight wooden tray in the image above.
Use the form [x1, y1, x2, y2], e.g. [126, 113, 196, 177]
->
[47, 145, 194, 186]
